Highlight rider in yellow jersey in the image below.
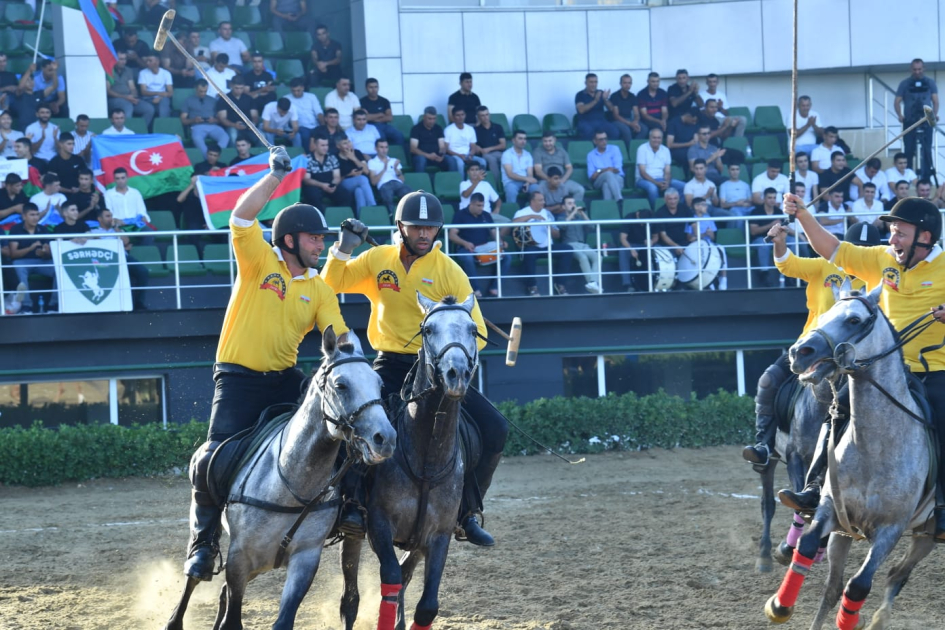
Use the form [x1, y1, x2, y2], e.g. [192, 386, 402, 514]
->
[322, 191, 507, 546]
[742, 221, 876, 468]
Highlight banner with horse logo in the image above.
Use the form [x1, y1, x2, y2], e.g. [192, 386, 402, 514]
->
[50, 239, 132, 313]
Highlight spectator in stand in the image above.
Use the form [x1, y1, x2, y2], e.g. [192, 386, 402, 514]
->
[850, 157, 890, 202]
[558, 196, 601, 294]
[324, 77, 360, 131]
[574, 73, 619, 140]
[346, 109, 381, 158]
[205, 53, 236, 100]
[817, 151, 852, 207]
[138, 51, 173, 121]
[106, 51, 153, 126]
[610, 74, 647, 146]
[31, 172, 67, 226]
[104, 168, 151, 229]
[228, 138, 254, 166]
[501, 130, 539, 204]
[443, 108, 485, 173]
[791, 95, 822, 156]
[751, 159, 789, 204]
[210, 22, 249, 71]
[314, 108, 347, 155]
[700, 99, 736, 145]
[636, 128, 685, 209]
[270, 0, 310, 34]
[114, 28, 151, 71]
[587, 131, 624, 201]
[474, 106, 506, 182]
[885, 179, 911, 211]
[361, 78, 404, 149]
[698, 74, 746, 137]
[24, 105, 59, 161]
[637, 73, 669, 132]
[850, 182, 884, 226]
[302, 135, 342, 208]
[242, 53, 276, 113]
[287, 77, 323, 152]
[884, 152, 918, 196]
[70, 170, 104, 222]
[175, 167, 211, 233]
[410, 106, 447, 173]
[8, 203, 56, 313]
[718, 163, 753, 221]
[666, 108, 700, 167]
[193, 146, 224, 175]
[215, 76, 258, 146]
[818, 189, 850, 236]
[617, 206, 657, 293]
[687, 125, 726, 185]
[447, 73, 481, 122]
[261, 97, 301, 148]
[368, 138, 412, 218]
[102, 108, 134, 136]
[33, 59, 67, 117]
[794, 151, 819, 204]
[917, 178, 935, 203]
[537, 166, 574, 218]
[72, 115, 94, 166]
[0, 111, 24, 159]
[91, 207, 149, 311]
[894, 58, 939, 177]
[810, 126, 843, 173]
[533, 131, 585, 205]
[10, 71, 39, 127]
[0, 173, 27, 224]
[449, 191, 510, 298]
[0, 53, 20, 114]
[161, 29, 202, 88]
[335, 137, 376, 216]
[749, 187, 793, 286]
[14, 137, 47, 175]
[667, 69, 702, 121]
[656, 188, 692, 262]
[683, 159, 720, 213]
[47, 133, 85, 194]
[513, 190, 573, 296]
[309, 25, 343, 87]
[460, 162, 502, 216]
[52, 201, 91, 238]
[181, 79, 229, 158]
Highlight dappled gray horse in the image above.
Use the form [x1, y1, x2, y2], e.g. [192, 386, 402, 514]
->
[165, 328, 396, 630]
[340, 293, 480, 630]
[764, 284, 936, 630]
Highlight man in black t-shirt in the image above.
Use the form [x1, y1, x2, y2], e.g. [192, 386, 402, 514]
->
[114, 28, 151, 71]
[361, 78, 405, 149]
[309, 25, 342, 87]
[0, 53, 20, 114]
[618, 207, 658, 292]
[666, 69, 703, 121]
[655, 188, 693, 259]
[52, 202, 91, 237]
[409, 106, 448, 172]
[242, 53, 276, 113]
[69, 170, 104, 222]
[475, 106, 506, 182]
[817, 151, 853, 207]
[47, 133, 85, 194]
[0, 173, 27, 224]
[447, 73, 481, 122]
[610, 74, 647, 148]
[215, 77, 259, 146]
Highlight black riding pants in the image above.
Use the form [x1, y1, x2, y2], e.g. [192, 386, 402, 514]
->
[754, 352, 792, 444]
[206, 362, 307, 442]
[374, 352, 509, 458]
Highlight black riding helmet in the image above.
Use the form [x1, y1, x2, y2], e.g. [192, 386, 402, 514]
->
[878, 197, 942, 267]
[394, 191, 443, 256]
[272, 203, 329, 261]
[843, 221, 881, 247]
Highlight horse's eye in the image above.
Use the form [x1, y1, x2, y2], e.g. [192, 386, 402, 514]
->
[422, 326, 431, 336]
[848, 317, 861, 326]
[336, 381, 348, 391]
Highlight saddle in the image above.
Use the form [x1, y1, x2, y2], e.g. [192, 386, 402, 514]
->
[206, 403, 298, 507]
[774, 372, 803, 435]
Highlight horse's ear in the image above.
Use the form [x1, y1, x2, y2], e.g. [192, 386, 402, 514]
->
[322, 324, 337, 357]
[460, 292, 476, 313]
[417, 290, 437, 314]
[343, 329, 363, 355]
[868, 282, 882, 305]
[830, 281, 842, 304]
[838, 276, 853, 299]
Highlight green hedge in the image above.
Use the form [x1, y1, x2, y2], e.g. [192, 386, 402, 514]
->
[0, 390, 754, 486]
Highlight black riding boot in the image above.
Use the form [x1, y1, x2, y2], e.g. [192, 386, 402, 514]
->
[338, 463, 367, 538]
[742, 358, 788, 469]
[183, 499, 222, 581]
[779, 420, 830, 513]
[459, 453, 502, 547]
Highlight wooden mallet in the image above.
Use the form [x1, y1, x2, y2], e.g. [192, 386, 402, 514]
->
[484, 317, 523, 367]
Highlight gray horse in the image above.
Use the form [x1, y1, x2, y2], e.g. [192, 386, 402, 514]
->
[340, 293, 480, 630]
[165, 328, 397, 630]
[764, 283, 936, 630]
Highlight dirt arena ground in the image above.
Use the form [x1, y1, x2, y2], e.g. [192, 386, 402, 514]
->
[2, 447, 945, 629]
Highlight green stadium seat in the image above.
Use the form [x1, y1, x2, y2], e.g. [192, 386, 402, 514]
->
[753, 106, 786, 133]
[627, 139, 648, 163]
[175, 5, 201, 26]
[542, 113, 572, 138]
[433, 171, 463, 202]
[569, 169, 599, 202]
[202, 243, 234, 276]
[232, 6, 263, 30]
[88, 118, 111, 135]
[391, 115, 414, 141]
[325, 206, 354, 227]
[360, 205, 391, 226]
[716, 227, 748, 260]
[154, 117, 186, 142]
[403, 172, 431, 192]
[255, 32, 285, 56]
[125, 117, 149, 135]
[198, 30, 216, 49]
[308, 86, 332, 108]
[738, 163, 751, 184]
[622, 198, 652, 216]
[219, 147, 237, 164]
[168, 244, 205, 277]
[172, 88, 195, 114]
[489, 113, 511, 137]
[232, 31, 252, 52]
[0, 28, 22, 54]
[50, 117, 74, 133]
[7, 58, 31, 77]
[671, 165, 686, 182]
[388, 144, 409, 169]
[201, 6, 231, 30]
[149, 210, 178, 231]
[442, 203, 455, 225]
[590, 200, 620, 221]
[751, 135, 786, 161]
[283, 31, 314, 56]
[568, 141, 595, 168]
[722, 136, 749, 155]
[132, 245, 169, 278]
[276, 59, 305, 85]
[286, 146, 303, 158]
[114, 5, 139, 28]
[512, 114, 542, 139]
[614, 141, 631, 167]
[435, 113, 447, 129]
[185, 148, 204, 165]
[4, 3, 34, 26]
[250, 146, 268, 156]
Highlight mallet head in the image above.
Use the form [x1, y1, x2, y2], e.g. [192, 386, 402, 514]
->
[153, 9, 176, 52]
[924, 105, 937, 129]
[505, 317, 522, 367]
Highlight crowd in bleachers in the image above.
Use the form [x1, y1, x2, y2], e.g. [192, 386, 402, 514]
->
[1, 2, 943, 313]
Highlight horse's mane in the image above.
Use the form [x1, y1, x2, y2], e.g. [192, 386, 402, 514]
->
[439, 295, 459, 306]
[336, 341, 356, 355]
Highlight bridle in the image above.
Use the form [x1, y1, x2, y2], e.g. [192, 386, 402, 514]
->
[314, 354, 385, 441]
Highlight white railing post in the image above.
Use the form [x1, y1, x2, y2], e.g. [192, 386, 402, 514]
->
[736, 350, 746, 396]
[646, 222, 653, 292]
[597, 354, 606, 397]
[172, 234, 182, 310]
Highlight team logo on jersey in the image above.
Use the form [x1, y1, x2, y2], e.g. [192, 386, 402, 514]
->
[882, 267, 900, 292]
[823, 273, 844, 289]
[377, 269, 401, 292]
[260, 273, 287, 300]
[922, 281, 934, 287]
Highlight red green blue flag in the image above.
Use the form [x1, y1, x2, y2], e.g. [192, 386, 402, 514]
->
[91, 133, 193, 198]
[50, 0, 118, 79]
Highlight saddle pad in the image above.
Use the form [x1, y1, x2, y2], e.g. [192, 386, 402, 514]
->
[774, 372, 803, 435]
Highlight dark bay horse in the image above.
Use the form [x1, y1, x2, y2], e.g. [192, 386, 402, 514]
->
[340, 293, 481, 630]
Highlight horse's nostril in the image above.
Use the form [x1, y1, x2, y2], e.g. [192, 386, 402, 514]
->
[799, 346, 813, 356]
[373, 432, 386, 446]
[447, 367, 458, 381]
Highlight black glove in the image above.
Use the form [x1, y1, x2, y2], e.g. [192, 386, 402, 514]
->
[269, 145, 291, 181]
[339, 218, 368, 254]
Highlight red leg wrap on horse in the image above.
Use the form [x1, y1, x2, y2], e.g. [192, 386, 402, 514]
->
[835, 593, 866, 630]
[377, 583, 402, 630]
[409, 624, 432, 630]
[776, 550, 815, 607]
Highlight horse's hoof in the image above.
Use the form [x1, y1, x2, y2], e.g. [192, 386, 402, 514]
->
[866, 608, 890, 630]
[774, 542, 795, 567]
[765, 594, 793, 624]
[756, 556, 773, 573]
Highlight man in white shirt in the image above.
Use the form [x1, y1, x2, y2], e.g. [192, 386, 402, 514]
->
[346, 109, 381, 157]
[367, 138, 412, 217]
[635, 127, 685, 209]
[683, 159, 721, 213]
[261, 97, 301, 147]
[104, 167, 151, 227]
[850, 157, 890, 203]
[850, 182, 884, 227]
[137, 52, 174, 119]
[323, 76, 360, 130]
[810, 126, 842, 173]
[443, 108, 485, 173]
[459, 162, 501, 214]
[24, 104, 59, 161]
[102, 108, 136, 135]
[512, 190, 572, 296]
[884, 152, 918, 196]
[817, 189, 850, 236]
[205, 54, 236, 100]
[71, 115, 94, 165]
[31, 173, 67, 226]
[209, 22, 249, 71]
[698, 73, 746, 136]
[790, 95, 822, 156]
[0, 111, 24, 159]
[794, 151, 819, 204]
[751, 159, 790, 204]
[286, 76, 323, 152]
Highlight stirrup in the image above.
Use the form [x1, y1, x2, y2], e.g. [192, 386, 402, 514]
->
[338, 499, 367, 538]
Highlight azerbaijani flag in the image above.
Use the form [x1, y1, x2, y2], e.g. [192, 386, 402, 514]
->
[207, 153, 272, 178]
[51, 0, 118, 79]
[91, 134, 193, 199]
[197, 155, 308, 229]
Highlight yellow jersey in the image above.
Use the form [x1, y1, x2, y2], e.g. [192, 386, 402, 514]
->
[321, 241, 487, 354]
[775, 251, 866, 337]
[833, 242, 945, 372]
[216, 218, 348, 372]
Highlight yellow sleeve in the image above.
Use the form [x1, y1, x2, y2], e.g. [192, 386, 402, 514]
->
[230, 219, 270, 277]
[321, 246, 378, 295]
[443, 257, 488, 351]
[313, 279, 349, 336]
[832, 242, 888, 289]
[775, 252, 831, 282]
